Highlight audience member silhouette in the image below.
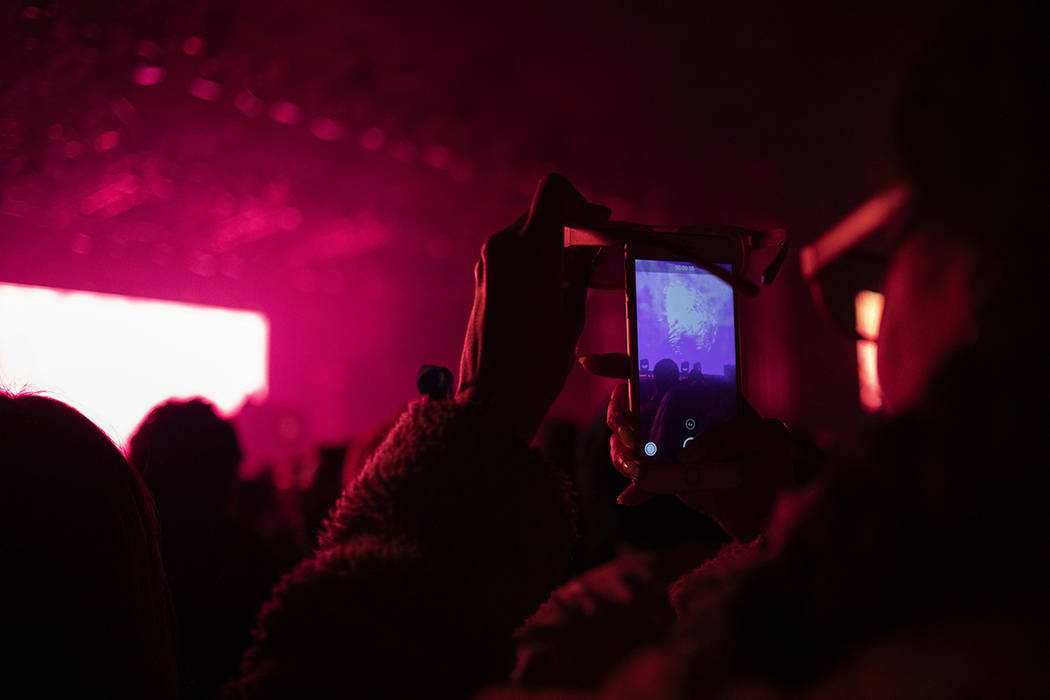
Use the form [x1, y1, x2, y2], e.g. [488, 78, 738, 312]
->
[129, 399, 286, 700]
[0, 393, 178, 700]
[651, 358, 679, 395]
[300, 443, 351, 542]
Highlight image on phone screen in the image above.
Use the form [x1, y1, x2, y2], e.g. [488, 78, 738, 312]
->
[631, 258, 738, 463]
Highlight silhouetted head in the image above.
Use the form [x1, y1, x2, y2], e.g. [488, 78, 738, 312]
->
[879, 0, 1046, 414]
[0, 393, 177, 700]
[897, 0, 1044, 241]
[653, 359, 680, 393]
[129, 398, 243, 520]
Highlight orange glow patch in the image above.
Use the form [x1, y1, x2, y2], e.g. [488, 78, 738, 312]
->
[855, 290, 885, 412]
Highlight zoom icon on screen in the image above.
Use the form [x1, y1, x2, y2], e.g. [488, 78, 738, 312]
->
[685, 418, 696, 431]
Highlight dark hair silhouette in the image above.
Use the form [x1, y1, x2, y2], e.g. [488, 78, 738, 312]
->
[653, 358, 680, 394]
[129, 398, 243, 520]
[897, 0, 1045, 245]
[0, 392, 178, 700]
[129, 398, 285, 700]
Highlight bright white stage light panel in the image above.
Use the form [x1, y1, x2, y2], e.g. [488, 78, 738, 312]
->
[0, 282, 268, 448]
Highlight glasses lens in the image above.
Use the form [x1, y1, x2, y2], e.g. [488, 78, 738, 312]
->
[811, 252, 889, 339]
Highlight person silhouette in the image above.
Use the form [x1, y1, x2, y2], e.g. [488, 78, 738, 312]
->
[129, 399, 286, 700]
[1, 393, 178, 700]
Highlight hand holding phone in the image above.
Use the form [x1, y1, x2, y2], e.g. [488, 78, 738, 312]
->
[602, 379, 796, 543]
[572, 216, 793, 539]
[456, 174, 610, 440]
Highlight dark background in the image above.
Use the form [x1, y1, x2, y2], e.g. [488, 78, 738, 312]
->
[0, 0, 948, 466]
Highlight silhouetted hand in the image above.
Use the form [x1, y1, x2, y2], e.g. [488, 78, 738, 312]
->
[457, 174, 610, 441]
[580, 353, 796, 542]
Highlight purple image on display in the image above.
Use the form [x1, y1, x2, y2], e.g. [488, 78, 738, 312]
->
[634, 259, 737, 461]
[634, 259, 736, 378]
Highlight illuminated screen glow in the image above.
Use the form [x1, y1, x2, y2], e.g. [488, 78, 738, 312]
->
[0, 282, 268, 449]
[634, 259, 737, 463]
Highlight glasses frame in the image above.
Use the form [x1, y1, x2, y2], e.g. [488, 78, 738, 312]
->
[800, 183, 913, 341]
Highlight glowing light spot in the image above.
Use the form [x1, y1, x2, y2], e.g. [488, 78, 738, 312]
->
[0, 283, 269, 449]
[855, 289, 884, 341]
[310, 117, 344, 142]
[182, 36, 204, 56]
[132, 64, 166, 86]
[269, 101, 303, 126]
[360, 127, 386, 151]
[94, 130, 120, 152]
[855, 290, 885, 412]
[423, 144, 451, 170]
[188, 77, 222, 101]
[235, 90, 264, 118]
[80, 174, 139, 215]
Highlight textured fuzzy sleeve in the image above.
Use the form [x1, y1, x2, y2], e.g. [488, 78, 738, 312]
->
[227, 398, 577, 700]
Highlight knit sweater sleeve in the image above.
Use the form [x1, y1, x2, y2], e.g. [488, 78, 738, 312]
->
[227, 398, 577, 700]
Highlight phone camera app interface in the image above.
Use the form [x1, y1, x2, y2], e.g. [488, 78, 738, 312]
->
[634, 259, 737, 462]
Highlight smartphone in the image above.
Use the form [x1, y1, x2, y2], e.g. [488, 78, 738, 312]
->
[626, 249, 741, 464]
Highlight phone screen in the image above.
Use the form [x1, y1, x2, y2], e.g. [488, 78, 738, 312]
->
[628, 257, 739, 463]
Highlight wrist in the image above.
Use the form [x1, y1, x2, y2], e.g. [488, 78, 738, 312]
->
[455, 384, 537, 443]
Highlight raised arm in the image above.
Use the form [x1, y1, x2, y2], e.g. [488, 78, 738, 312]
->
[227, 175, 611, 699]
